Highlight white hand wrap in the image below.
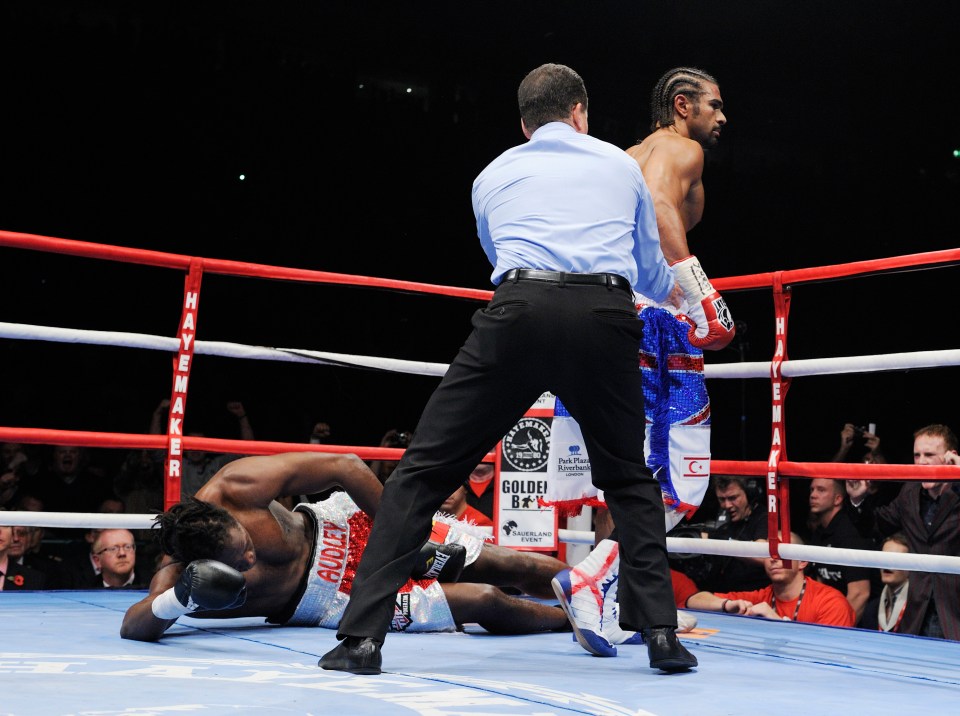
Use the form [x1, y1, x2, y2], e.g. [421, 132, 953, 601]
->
[151, 587, 194, 620]
[671, 255, 735, 350]
[672, 255, 715, 305]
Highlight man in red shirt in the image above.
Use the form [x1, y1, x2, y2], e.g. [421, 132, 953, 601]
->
[672, 568, 700, 610]
[685, 533, 855, 627]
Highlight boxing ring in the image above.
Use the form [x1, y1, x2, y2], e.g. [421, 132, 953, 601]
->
[3, 230, 960, 715]
[3, 591, 960, 715]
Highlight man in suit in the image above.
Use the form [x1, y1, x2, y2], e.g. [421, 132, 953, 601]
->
[6, 524, 64, 587]
[0, 519, 47, 590]
[92, 529, 149, 589]
[870, 424, 960, 639]
[53, 528, 102, 589]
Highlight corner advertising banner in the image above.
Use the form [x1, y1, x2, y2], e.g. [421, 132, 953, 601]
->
[494, 392, 558, 551]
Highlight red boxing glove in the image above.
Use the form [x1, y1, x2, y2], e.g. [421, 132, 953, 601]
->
[671, 255, 736, 351]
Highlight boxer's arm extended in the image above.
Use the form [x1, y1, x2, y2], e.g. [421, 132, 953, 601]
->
[121, 558, 246, 642]
[196, 452, 382, 518]
[121, 558, 187, 641]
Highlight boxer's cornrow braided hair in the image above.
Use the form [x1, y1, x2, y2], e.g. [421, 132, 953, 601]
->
[154, 497, 235, 564]
[649, 67, 717, 132]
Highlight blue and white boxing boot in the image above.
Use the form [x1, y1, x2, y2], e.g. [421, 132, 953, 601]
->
[551, 539, 620, 657]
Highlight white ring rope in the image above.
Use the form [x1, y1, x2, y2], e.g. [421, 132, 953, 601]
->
[3, 235, 959, 633]
[2, 511, 155, 530]
[3, 321, 959, 379]
[5, 511, 960, 576]
[708, 350, 960, 379]
[0, 322, 449, 377]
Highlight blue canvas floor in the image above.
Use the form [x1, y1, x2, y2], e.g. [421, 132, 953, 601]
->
[2, 590, 959, 715]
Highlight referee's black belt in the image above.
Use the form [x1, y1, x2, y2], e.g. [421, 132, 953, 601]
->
[501, 268, 632, 293]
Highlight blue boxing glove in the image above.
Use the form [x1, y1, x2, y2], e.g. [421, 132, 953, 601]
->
[410, 541, 467, 583]
[152, 559, 247, 619]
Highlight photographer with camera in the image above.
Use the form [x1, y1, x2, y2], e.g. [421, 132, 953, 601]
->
[830, 422, 897, 543]
[832, 422, 886, 465]
[684, 476, 769, 594]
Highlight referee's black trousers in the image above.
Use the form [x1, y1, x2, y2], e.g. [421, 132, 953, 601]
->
[336, 276, 677, 641]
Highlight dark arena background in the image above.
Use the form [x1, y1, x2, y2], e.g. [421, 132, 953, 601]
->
[2, 1, 958, 527]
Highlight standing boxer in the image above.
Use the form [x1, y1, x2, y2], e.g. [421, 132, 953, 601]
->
[628, 66, 734, 349]
[551, 67, 732, 657]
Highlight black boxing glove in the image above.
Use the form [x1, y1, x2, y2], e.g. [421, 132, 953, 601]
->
[410, 541, 467, 583]
[152, 559, 247, 619]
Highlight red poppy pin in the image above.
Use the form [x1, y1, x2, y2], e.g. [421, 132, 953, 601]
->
[13, 575, 24, 587]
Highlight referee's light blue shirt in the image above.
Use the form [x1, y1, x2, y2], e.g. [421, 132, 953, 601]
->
[472, 122, 673, 303]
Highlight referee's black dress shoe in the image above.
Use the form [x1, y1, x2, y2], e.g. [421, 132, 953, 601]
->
[642, 627, 698, 672]
[318, 636, 383, 675]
